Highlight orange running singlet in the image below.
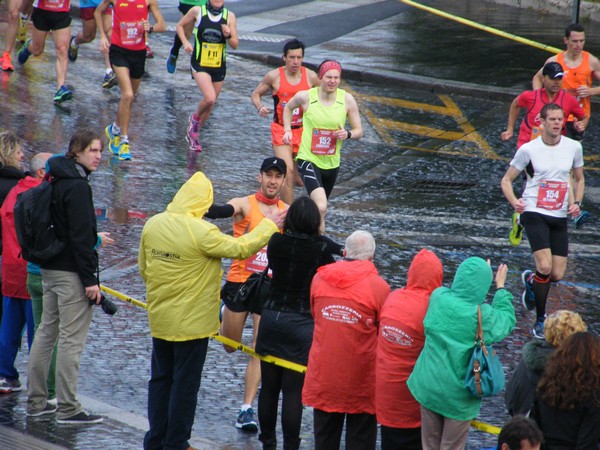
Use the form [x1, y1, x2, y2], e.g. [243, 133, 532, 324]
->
[272, 66, 310, 127]
[226, 195, 285, 283]
[558, 51, 592, 119]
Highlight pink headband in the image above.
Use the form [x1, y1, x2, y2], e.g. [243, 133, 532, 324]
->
[318, 61, 342, 79]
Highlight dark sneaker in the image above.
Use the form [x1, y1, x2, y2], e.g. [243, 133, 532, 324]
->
[27, 403, 58, 417]
[235, 408, 258, 432]
[102, 70, 117, 89]
[57, 410, 103, 424]
[68, 34, 78, 62]
[17, 38, 31, 65]
[0, 378, 22, 393]
[574, 210, 590, 229]
[53, 85, 73, 103]
[508, 212, 523, 246]
[532, 320, 545, 340]
[166, 52, 177, 73]
[521, 270, 535, 311]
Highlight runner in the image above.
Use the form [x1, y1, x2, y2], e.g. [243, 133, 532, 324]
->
[283, 59, 363, 231]
[95, 0, 165, 161]
[204, 157, 287, 432]
[250, 39, 320, 204]
[500, 103, 584, 339]
[68, 1, 116, 88]
[533, 23, 600, 228]
[500, 61, 587, 246]
[165, 0, 207, 74]
[176, 0, 238, 152]
[17, 0, 74, 103]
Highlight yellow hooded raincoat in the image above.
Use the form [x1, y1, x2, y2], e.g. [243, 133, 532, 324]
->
[138, 172, 279, 341]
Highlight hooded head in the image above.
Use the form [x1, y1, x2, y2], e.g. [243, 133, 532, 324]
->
[406, 248, 443, 293]
[166, 171, 213, 218]
[449, 256, 492, 304]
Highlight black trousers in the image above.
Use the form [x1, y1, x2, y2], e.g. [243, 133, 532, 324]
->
[381, 425, 422, 450]
[313, 408, 377, 450]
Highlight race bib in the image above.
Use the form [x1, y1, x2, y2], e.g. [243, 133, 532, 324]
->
[119, 22, 144, 46]
[200, 42, 224, 68]
[291, 106, 303, 126]
[311, 128, 337, 155]
[245, 246, 269, 274]
[537, 180, 568, 210]
[44, 0, 66, 10]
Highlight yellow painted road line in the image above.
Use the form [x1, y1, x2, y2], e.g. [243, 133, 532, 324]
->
[471, 419, 501, 435]
[399, 0, 562, 54]
[359, 94, 457, 116]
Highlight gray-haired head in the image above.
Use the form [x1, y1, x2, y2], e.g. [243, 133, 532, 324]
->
[30, 152, 52, 177]
[344, 230, 376, 261]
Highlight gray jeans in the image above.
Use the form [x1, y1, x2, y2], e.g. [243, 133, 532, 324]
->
[27, 269, 94, 418]
[420, 406, 471, 450]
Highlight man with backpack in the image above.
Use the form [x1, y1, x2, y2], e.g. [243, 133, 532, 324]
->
[26, 129, 105, 423]
[0, 152, 51, 394]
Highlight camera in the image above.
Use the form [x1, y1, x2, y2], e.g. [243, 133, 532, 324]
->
[90, 293, 118, 315]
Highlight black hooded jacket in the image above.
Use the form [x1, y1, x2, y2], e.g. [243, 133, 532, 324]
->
[40, 155, 98, 287]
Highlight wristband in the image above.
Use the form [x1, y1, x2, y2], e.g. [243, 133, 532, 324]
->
[346, 130, 352, 140]
[149, 26, 154, 34]
[574, 201, 582, 208]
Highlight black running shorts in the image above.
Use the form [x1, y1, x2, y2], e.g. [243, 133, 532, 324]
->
[221, 281, 246, 313]
[296, 159, 339, 198]
[32, 9, 71, 32]
[109, 45, 146, 80]
[520, 211, 569, 257]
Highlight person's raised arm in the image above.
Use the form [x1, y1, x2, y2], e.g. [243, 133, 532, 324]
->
[500, 97, 521, 141]
[251, 70, 276, 118]
[282, 90, 309, 145]
[146, 0, 166, 34]
[222, 11, 238, 49]
[501, 166, 526, 213]
[177, 7, 200, 54]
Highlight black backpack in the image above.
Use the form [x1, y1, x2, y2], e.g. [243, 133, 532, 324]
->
[14, 176, 65, 264]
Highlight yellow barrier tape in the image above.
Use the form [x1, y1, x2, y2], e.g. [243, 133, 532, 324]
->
[400, 0, 562, 54]
[471, 419, 501, 435]
[101, 284, 501, 433]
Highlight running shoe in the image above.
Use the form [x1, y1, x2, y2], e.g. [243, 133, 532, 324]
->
[53, 85, 73, 103]
[235, 408, 258, 432]
[166, 52, 177, 73]
[532, 320, 545, 340]
[146, 44, 154, 59]
[17, 38, 31, 65]
[118, 142, 132, 161]
[574, 210, 590, 229]
[105, 124, 121, 155]
[521, 270, 535, 312]
[1, 52, 14, 72]
[102, 70, 117, 89]
[186, 114, 202, 152]
[508, 212, 523, 246]
[0, 378, 22, 394]
[68, 34, 78, 62]
[16, 16, 28, 43]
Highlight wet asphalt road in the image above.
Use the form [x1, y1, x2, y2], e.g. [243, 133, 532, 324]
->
[1, 0, 600, 448]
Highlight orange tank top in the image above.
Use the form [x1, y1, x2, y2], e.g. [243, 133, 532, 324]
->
[272, 66, 310, 127]
[558, 51, 592, 118]
[226, 195, 286, 283]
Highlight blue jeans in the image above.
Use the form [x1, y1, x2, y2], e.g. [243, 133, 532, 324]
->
[0, 296, 34, 380]
[144, 337, 208, 450]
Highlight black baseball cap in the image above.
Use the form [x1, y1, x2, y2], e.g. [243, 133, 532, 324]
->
[542, 62, 564, 79]
[260, 157, 287, 174]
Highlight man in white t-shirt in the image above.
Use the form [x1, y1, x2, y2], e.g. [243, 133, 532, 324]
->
[500, 103, 584, 339]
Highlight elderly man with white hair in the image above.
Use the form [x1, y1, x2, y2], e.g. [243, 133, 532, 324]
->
[302, 230, 390, 450]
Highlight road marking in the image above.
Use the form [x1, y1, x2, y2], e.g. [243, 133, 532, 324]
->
[347, 85, 500, 160]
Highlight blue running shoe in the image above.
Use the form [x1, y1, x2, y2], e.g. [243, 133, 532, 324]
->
[235, 408, 258, 432]
[166, 52, 177, 73]
[521, 270, 535, 311]
[18, 38, 31, 65]
[532, 320, 545, 340]
[53, 85, 73, 103]
[105, 124, 120, 155]
[574, 210, 590, 229]
[118, 141, 132, 161]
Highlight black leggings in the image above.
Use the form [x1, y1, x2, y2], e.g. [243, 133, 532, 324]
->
[258, 361, 305, 450]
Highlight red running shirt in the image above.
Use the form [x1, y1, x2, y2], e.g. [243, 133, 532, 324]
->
[111, 0, 148, 51]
